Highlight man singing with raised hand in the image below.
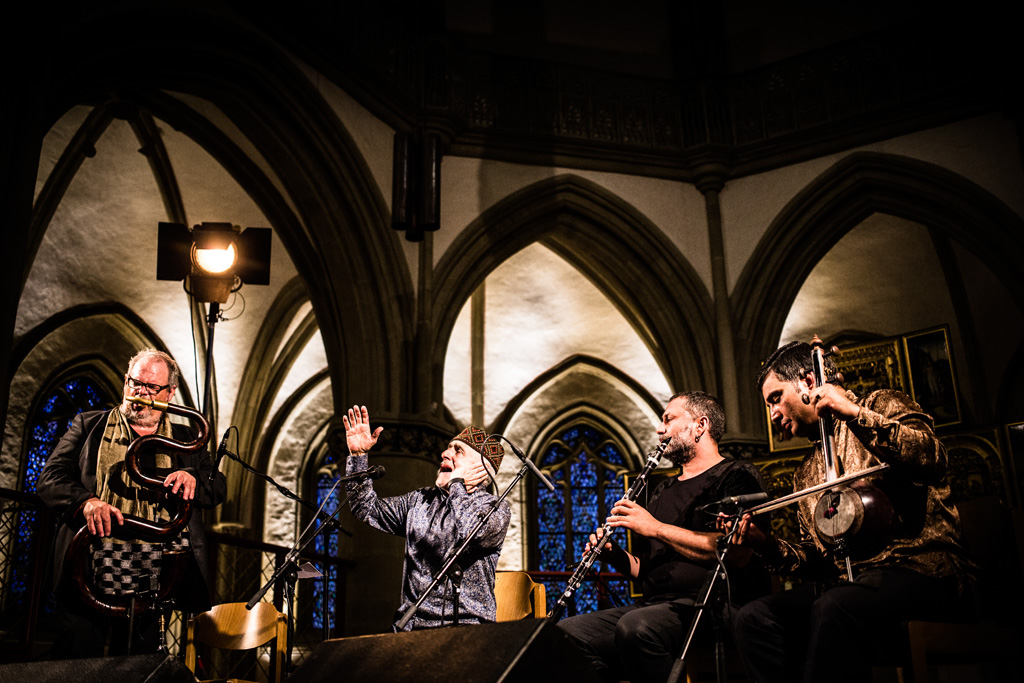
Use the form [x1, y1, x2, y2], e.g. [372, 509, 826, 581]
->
[343, 405, 511, 631]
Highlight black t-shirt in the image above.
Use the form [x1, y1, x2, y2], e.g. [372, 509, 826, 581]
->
[637, 459, 768, 604]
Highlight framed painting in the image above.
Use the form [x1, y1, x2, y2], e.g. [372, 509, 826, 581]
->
[833, 337, 906, 396]
[903, 326, 961, 427]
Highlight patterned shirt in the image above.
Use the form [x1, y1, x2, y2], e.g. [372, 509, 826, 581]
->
[761, 389, 976, 595]
[346, 452, 511, 630]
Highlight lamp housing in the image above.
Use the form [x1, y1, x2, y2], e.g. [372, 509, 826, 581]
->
[157, 221, 272, 303]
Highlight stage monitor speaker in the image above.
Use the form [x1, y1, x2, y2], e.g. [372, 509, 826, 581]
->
[289, 618, 600, 683]
[0, 653, 196, 683]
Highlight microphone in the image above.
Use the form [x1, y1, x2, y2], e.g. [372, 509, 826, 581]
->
[493, 435, 555, 492]
[713, 492, 768, 506]
[210, 428, 231, 482]
[338, 465, 386, 483]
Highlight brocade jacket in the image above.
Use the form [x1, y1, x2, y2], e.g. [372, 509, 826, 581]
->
[759, 389, 976, 596]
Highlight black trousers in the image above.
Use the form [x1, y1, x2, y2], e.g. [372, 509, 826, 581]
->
[559, 597, 725, 683]
[733, 568, 969, 683]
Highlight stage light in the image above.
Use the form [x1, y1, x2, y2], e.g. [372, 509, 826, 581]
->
[193, 243, 236, 274]
[156, 220, 272, 418]
[157, 221, 271, 303]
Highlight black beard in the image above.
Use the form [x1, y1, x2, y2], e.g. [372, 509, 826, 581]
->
[665, 440, 696, 467]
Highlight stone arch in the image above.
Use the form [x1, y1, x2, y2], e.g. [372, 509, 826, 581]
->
[9, 4, 413, 424]
[220, 276, 321, 526]
[732, 151, 1024, 436]
[255, 371, 334, 543]
[430, 174, 716, 414]
[490, 354, 664, 570]
[3, 304, 185, 488]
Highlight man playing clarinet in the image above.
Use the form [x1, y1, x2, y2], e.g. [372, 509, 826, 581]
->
[558, 391, 768, 683]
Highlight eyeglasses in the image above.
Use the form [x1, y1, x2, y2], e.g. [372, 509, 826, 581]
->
[125, 376, 171, 395]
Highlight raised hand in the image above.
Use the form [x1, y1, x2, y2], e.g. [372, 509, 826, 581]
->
[343, 405, 383, 454]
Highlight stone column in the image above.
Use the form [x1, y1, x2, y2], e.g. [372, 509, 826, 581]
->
[696, 165, 741, 435]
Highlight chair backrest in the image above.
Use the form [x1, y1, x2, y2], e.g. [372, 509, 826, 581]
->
[185, 601, 288, 682]
[495, 571, 547, 621]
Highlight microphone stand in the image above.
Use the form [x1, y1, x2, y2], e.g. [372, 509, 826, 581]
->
[219, 447, 353, 538]
[666, 501, 750, 683]
[394, 455, 529, 631]
[245, 475, 355, 674]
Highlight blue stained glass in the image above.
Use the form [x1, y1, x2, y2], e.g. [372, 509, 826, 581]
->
[538, 490, 565, 528]
[571, 532, 590, 560]
[534, 424, 635, 620]
[539, 536, 566, 568]
[312, 471, 341, 630]
[598, 443, 625, 466]
[575, 577, 598, 614]
[570, 463, 597, 489]
[540, 444, 568, 468]
[571, 495, 596, 531]
[12, 376, 113, 608]
[604, 485, 623, 515]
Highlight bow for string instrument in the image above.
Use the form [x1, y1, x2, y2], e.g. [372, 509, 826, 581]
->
[801, 335, 894, 578]
[64, 396, 210, 617]
[547, 439, 670, 622]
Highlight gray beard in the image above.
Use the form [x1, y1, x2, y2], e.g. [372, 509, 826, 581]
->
[121, 403, 159, 429]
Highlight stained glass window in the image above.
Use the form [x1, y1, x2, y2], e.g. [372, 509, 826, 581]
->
[7, 377, 112, 607]
[535, 424, 631, 618]
[312, 449, 340, 631]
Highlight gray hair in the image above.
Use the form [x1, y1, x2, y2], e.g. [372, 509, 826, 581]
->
[127, 348, 180, 388]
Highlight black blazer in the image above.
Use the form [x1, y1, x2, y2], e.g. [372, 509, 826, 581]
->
[36, 409, 227, 611]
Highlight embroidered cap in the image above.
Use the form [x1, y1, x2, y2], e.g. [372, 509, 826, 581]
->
[453, 426, 504, 477]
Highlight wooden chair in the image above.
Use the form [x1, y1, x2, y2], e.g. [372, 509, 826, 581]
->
[184, 601, 288, 683]
[495, 570, 547, 620]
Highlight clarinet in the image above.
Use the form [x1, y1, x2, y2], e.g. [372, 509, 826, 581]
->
[547, 439, 669, 621]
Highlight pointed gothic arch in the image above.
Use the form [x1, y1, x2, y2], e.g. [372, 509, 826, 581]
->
[732, 151, 1024, 436]
[430, 174, 716, 412]
[3, 304, 188, 485]
[6, 4, 415, 428]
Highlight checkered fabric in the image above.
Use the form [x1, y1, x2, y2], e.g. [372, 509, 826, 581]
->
[90, 530, 190, 596]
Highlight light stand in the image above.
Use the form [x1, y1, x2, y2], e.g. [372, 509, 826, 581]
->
[202, 301, 219, 418]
